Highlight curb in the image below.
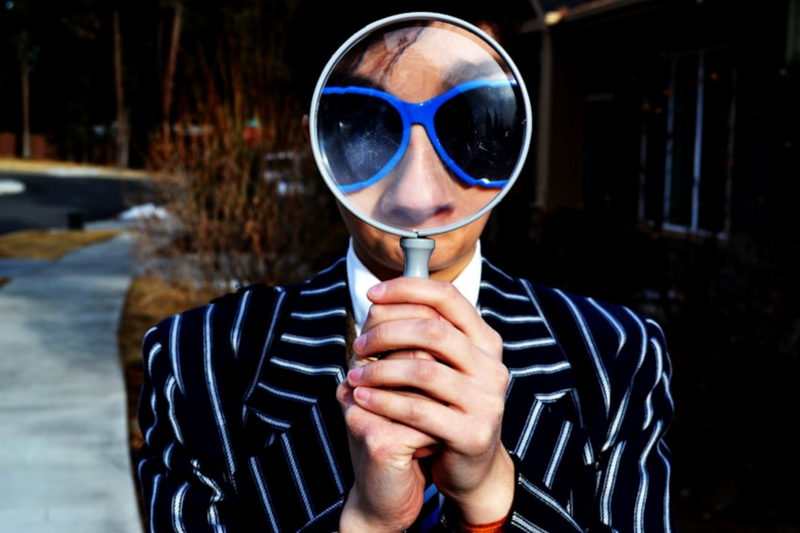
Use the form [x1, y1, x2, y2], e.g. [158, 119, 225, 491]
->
[0, 158, 151, 181]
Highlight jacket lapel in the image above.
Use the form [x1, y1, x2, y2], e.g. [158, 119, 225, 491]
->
[242, 258, 353, 533]
[479, 259, 579, 456]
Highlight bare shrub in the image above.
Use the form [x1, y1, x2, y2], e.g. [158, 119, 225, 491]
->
[140, 1, 345, 290]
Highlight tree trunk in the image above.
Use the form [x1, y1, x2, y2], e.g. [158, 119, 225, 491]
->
[163, 1, 183, 138]
[113, 10, 129, 168]
[21, 54, 30, 159]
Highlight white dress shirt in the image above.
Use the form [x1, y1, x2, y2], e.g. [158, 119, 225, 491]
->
[346, 238, 482, 336]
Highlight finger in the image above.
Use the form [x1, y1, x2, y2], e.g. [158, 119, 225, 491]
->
[337, 381, 437, 452]
[354, 317, 480, 372]
[362, 302, 441, 333]
[367, 279, 502, 357]
[348, 359, 468, 407]
[349, 357, 508, 413]
[354, 348, 437, 366]
[351, 383, 504, 453]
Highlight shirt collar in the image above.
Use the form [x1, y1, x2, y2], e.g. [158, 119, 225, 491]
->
[346, 238, 482, 336]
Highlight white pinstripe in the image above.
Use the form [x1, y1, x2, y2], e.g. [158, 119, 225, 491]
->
[589, 298, 627, 358]
[249, 456, 282, 533]
[165, 376, 184, 445]
[635, 419, 664, 533]
[280, 432, 314, 520]
[480, 281, 529, 301]
[230, 289, 251, 358]
[170, 314, 185, 396]
[204, 305, 238, 493]
[556, 289, 612, 417]
[299, 281, 346, 296]
[271, 357, 347, 384]
[504, 337, 557, 350]
[544, 421, 573, 488]
[600, 441, 626, 527]
[280, 333, 346, 347]
[481, 307, 544, 323]
[515, 399, 545, 459]
[171, 482, 189, 533]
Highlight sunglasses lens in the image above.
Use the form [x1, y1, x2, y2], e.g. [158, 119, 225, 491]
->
[318, 93, 403, 189]
[434, 84, 524, 185]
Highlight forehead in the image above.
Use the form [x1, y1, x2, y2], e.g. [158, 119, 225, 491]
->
[340, 22, 509, 101]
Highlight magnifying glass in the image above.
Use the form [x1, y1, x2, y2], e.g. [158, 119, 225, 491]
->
[309, 12, 532, 278]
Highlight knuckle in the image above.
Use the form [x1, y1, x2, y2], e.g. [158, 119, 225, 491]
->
[487, 330, 504, 357]
[362, 429, 393, 462]
[468, 425, 494, 449]
[421, 318, 448, 343]
[365, 304, 385, 323]
[412, 360, 440, 384]
[486, 395, 506, 420]
[367, 324, 390, 351]
[492, 361, 510, 390]
[439, 281, 459, 300]
[405, 398, 430, 424]
[336, 382, 351, 406]
[343, 404, 367, 435]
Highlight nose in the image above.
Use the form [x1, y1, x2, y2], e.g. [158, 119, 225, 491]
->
[374, 125, 456, 229]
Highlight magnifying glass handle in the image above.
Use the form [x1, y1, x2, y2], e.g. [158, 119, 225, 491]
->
[400, 237, 435, 279]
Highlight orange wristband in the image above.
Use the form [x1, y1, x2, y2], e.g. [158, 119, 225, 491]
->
[458, 516, 507, 533]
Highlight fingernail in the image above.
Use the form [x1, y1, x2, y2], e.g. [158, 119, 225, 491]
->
[354, 387, 371, 402]
[367, 282, 385, 298]
[348, 366, 363, 383]
[353, 335, 366, 352]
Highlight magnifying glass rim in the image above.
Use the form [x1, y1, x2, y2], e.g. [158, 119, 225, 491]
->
[309, 11, 533, 239]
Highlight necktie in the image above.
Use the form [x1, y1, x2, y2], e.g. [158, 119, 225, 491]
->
[419, 483, 441, 532]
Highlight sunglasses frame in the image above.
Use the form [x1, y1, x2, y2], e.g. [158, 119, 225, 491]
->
[309, 12, 532, 238]
[321, 79, 519, 193]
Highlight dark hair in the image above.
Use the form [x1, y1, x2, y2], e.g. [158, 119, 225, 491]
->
[284, 0, 535, 110]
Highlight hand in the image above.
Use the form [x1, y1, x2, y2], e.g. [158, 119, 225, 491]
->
[337, 345, 437, 531]
[346, 278, 515, 525]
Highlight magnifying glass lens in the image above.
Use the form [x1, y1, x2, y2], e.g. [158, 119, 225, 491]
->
[310, 14, 532, 238]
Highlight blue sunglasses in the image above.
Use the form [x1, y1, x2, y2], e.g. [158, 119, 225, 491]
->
[318, 79, 525, 193]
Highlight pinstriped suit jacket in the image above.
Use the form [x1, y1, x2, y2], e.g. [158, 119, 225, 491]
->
[138, 257, 673, 532]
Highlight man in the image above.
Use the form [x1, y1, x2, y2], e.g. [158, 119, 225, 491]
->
[138, 2, 673, 532]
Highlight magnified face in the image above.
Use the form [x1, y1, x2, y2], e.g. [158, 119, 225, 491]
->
[314, 18, 527, 236]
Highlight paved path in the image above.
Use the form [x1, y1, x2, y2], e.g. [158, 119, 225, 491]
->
[0, 233, 143, 533]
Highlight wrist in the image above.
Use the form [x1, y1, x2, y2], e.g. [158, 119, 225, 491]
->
[458, 515, 509, 533]
[339, 485, 414, 533]
[451, 449, 515, 526]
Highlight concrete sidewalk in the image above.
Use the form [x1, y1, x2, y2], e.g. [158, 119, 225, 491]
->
[0, 233, 143, 533]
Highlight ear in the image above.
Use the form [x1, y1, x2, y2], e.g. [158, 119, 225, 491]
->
[302, 115, 310, 142]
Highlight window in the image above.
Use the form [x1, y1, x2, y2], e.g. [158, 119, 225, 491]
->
[639, 48, 735, 236]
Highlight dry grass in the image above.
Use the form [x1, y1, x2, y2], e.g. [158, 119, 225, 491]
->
[0, 229, 121, 260]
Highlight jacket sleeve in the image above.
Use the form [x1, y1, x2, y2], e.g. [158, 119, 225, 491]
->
[137, 304, 249, 532]
[501, 294, 674, 533]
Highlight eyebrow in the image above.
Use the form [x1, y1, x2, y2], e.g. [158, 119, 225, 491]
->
[445, 60, 509, 86]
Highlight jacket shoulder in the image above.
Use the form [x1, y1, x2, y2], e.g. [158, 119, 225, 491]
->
[144, 284, 290, 387]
